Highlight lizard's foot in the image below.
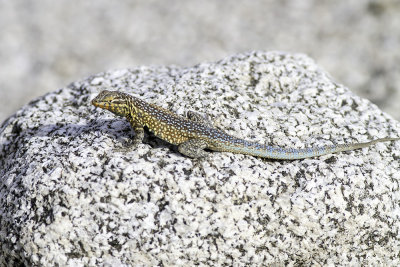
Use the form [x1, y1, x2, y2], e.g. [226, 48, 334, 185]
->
[186, 111, 214, 128]
[178, 139, 209, 158]
[113, 138, 141, 153]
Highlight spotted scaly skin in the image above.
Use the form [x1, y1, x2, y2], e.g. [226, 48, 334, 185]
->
[92, 90, 400, 159]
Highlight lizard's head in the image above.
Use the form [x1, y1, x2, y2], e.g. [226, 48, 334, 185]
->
[92, 90, 130, 117]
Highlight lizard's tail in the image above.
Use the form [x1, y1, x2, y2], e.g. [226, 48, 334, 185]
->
[334, 137, 400, 152]
[217, 137, 400, 160]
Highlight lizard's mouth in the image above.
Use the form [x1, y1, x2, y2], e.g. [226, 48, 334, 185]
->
[92, 99, 104, 108]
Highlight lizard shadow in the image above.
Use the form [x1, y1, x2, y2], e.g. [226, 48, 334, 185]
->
[32, 119, 281, 160]
[7, 118, 282, 161]
[27, 118, 174, 152]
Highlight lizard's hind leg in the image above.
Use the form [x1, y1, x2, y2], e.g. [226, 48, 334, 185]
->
[186, 111, 214, 127]
[178, 139, 209, 158]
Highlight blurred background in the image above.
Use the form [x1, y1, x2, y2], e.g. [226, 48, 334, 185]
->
[1, 0, 400, 123]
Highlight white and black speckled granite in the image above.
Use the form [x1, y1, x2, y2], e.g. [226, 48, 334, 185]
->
[1, 51, 399, 266]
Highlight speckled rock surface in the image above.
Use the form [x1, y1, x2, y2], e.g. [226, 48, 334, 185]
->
[1, 51, 400, 266]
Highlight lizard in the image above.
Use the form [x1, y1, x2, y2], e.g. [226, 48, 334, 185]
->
[91, 90, 400, 160]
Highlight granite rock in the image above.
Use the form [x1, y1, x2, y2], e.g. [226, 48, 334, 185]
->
[1, 51, 400, 266]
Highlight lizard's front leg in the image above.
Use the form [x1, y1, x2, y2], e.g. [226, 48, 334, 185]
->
[178, 139, 209, 158]
[115, 120, 144, 152]
[130, 121, 144, 145]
